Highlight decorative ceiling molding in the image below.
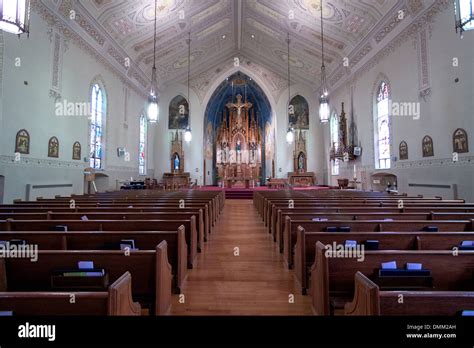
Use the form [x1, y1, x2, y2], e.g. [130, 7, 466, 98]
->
[329, 0, 450, 94]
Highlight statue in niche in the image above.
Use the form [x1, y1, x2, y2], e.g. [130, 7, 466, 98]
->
[453, 128, 469, 153]
[236, 140, 242, 163]
[298, 152, 305, 172]
[422, 135, 434, 157]
[15, 129, 30, 154]
[173, 153, 180, 171]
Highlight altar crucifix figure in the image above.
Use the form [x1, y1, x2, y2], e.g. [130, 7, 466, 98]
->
[226, 94, 253, 129]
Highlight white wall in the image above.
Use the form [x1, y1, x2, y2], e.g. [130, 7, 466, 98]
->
[324, 6, 474, 201]
[0, 13, 154, 203]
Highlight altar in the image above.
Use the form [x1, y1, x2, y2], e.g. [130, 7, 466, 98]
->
[216, 94, 262, 186]
[288, 172, 316, 186]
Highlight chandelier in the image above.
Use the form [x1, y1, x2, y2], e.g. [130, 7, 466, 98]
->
[184, 32, 192, 143]
[318, 0, 330, 123]
[146, 0, 159, 123]
[0, 0, 31, 35]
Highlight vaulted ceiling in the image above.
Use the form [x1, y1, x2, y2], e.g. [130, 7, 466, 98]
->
[37, 0, 432, 100]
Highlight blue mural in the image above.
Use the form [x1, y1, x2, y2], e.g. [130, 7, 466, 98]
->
[204, 72, 272, 133]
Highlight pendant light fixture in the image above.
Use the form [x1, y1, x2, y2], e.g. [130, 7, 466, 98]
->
[286, 32, 295, 144]
[0, 0, 30, 36]
[318, 0, 330, 123]
[184, 31, 192, 143]
[146, 0, 159, 123]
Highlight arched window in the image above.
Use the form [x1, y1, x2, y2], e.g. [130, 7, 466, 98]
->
[375, 81, 391, 169]
[90, 83, 105, 169]
[330, 112, 339, 175]
[139, 113, 147, 175]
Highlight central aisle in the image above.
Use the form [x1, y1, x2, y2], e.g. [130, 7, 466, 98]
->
[170, 199, 313, 315]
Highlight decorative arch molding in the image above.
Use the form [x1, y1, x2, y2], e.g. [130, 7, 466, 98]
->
[371, 73, 393, 100]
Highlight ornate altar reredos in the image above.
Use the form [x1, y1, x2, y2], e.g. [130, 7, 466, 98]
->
[163, 131, 190, 188]
[288, 130, 315, 186]
[216, 94, 262, 187]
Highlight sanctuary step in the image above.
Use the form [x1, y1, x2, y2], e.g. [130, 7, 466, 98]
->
[224, 189, 254, 200]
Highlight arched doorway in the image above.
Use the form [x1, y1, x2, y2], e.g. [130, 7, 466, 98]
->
[203, 72, 274, 186]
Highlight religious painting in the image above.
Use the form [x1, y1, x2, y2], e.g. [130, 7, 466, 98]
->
[72, 141, 81, 160]
[453, 128, 469, 153]
[399, 141, 408, 160]
[169, 95, 189, 130]
[15, 129, 30, 154]
[48, 136, 59, 158]
[288, 95, 309, 130]
[422, 135, 434, 157]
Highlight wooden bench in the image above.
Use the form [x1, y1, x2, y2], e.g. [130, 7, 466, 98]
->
[0, 228, 187, 293]
[284, 218, 473, 268]
[0, 211, 206, 252]
[345, 272, 474, 316]
[0, 218, 198, 269]
[1, 241, 172, 315]
[309, 241, 474, 315]
[0, 272, 141, 316]
[294, 227, 474, 294]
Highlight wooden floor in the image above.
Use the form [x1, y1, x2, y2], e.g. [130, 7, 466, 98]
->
[170, 199, 313, 315]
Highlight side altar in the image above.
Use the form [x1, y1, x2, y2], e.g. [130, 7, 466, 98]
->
[288, 130, 315, 186]
[216, 94, 262, 188]
[162, 131, 190, 189]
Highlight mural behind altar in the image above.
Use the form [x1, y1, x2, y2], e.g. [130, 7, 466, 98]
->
[203, 73, 274, 187]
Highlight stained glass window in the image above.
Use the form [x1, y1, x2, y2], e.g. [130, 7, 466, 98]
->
[90, 84, 105, 169]
[139, 114, 147, 175]
[330, 112, 339, 175]
[376, 81, 391, 169]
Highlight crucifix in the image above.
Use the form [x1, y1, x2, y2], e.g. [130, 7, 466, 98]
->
[226, 94, 252, 128]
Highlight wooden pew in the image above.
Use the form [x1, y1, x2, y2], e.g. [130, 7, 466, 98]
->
[0, 207, 210, 243]
[294, 227, 474, 294]
[283, 218, 473, 268]
[0, 228, 187, 293]
[0, 218, 198, 269]
[274, 211, 474, 250]
[0, 271, 141, 315]
[309, 241, 474, 315]
[0, 210, 206, 252]
[345, 272, 474, 316]
[1, 241, 172, 315]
